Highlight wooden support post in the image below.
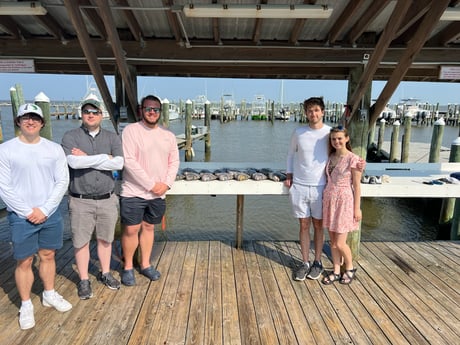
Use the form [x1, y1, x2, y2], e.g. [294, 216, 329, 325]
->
[236, 195, 244, 249]
[185, 100, 193, 161]
[35, 92, 52, 140]
[449, 138, 460, 240]
[389, 121, 400, 163]
[377, 119, 386, 156]
[429, 118, 445, 163]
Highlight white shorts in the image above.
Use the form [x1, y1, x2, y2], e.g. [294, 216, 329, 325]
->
[289, 184, 325, 219]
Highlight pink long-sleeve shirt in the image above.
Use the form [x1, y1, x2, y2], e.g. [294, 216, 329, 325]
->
[121, 121, 179, 199]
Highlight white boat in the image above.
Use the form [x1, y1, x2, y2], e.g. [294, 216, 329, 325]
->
[251, 95, 267, 120]
[398, 98, 432, 123]
[78, 83, 110, 119]
[193, 95, 207, 118]
[167, 102, 180, 121]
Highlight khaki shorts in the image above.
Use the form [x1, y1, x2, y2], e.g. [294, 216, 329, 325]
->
[69, 193, 119, 248]
[289, 183, 324, 219]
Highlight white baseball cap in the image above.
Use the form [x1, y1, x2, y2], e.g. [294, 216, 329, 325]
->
[18, 103, 43, 118]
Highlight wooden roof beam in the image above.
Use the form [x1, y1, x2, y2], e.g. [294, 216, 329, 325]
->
[393, 0, 432, 42]
[346, 0, 391, 45]
[327, 0, 366, 45]
[63, 0, 116, 130]
[163, 0, 185, 44]
[0, 16, 23, 39]
[35, 13, 68, 42]
[97, 0, 138, 121]
[80, 0, 108, 40]
[289, 0, 317, 44]
[347, 0, 412, 121]
[371, 0, 451, 125]
[428, 21, 460, 46]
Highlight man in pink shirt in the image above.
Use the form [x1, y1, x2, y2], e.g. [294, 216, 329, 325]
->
[120, 95, 180, 286]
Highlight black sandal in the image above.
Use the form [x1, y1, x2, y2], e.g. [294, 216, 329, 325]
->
[321, 271, 341, 285]
[340, 268, 357, 285]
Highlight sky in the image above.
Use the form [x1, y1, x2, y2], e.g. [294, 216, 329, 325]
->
[1, 73, 459, 106]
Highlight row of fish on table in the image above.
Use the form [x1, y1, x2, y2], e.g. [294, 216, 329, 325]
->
[176, 168, 288, 182]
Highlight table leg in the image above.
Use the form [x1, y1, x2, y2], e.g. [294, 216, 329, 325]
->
[236, 195, 244, 249]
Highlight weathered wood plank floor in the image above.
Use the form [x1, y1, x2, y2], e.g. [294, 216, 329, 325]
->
[0, 240, 459, 345]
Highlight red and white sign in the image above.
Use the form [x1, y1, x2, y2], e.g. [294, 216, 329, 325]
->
[0, 59, 35, 73]
[439, 66, 460, 80]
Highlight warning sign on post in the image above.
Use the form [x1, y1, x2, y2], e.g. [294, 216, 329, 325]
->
[439, 66, 460, 80]
[0, 59, 35, 73]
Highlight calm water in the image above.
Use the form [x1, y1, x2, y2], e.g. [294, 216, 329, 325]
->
[0, 106, 459, 242]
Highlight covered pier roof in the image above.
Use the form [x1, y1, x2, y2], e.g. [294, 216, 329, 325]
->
[1, 0, 459, 122]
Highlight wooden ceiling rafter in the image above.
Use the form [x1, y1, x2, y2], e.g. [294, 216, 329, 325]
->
[0, 16, 22, 39]
[327, 0, 366, 45]
[393, 0, 432, 43]
[112, 0, 144, 42]
[346, 0, 391, 45]
[371, 0, 451, 125]
[163, 0, 185, 44]
[289, 0, 317, 44]
[79, 0, 108, 40]
[428, 21, 460, 46]
[35, 13, 68, 41]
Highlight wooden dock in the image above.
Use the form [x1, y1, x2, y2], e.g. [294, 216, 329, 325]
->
[0, 239, 459, 344]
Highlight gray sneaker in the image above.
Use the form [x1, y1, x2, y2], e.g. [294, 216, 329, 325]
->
[307, 261, 324, 280]
[294, 262, 310, 281]
[77, 279, 93, 300]
[98, 272, 121, 290]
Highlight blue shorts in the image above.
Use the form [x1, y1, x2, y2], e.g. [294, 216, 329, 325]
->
[120, 197, 166, 225]
[8, 210, 64, 260]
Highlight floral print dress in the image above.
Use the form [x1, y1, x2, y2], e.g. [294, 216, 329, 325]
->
[322, 152, 365, 233]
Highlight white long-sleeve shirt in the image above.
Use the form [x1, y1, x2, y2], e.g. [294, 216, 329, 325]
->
[0, 137, 69, 218]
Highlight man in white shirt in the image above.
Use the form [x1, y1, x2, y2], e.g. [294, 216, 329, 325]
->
[0, 103, 71, 330]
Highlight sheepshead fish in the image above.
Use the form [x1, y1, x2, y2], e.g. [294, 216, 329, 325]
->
[200, 172, 217, 181]
[251, 172, 268, 181]
[268, 171, 287, 182]
[234, 171, 250, 181]
[175, 172, 185, 181]
[183, 168, 201, 181]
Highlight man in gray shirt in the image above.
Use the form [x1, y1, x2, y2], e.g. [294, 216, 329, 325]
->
[61, 99, 124, 299]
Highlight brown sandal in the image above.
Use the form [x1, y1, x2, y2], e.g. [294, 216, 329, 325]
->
[321, 271, 341, 285]
[340, 268, 357, 285]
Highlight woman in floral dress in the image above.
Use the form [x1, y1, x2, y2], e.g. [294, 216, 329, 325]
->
[322, 126, 365, 285]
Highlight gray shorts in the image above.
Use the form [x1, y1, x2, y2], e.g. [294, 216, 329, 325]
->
[289, 183, 324, 219]
[69, 193, 119, 248]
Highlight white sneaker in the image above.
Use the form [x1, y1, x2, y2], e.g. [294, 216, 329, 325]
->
[42, 291, 72, 312]
[19, 304, 35, 330]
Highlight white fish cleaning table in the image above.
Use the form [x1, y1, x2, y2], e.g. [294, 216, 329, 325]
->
[168, 163, 460, 248]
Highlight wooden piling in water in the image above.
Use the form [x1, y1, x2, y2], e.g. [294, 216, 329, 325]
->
[185, 100, 193, 162]
[204, 101, 211, 157]
[429, 118, 445, 163]
[389, 121, 400, 162]
[401, 114, 412, 163]
[35, 92, 52, 140]
[162, 98, 170, 128]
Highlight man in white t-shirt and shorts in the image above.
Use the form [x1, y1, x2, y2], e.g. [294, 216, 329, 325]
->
[285, 97, 330, 281]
